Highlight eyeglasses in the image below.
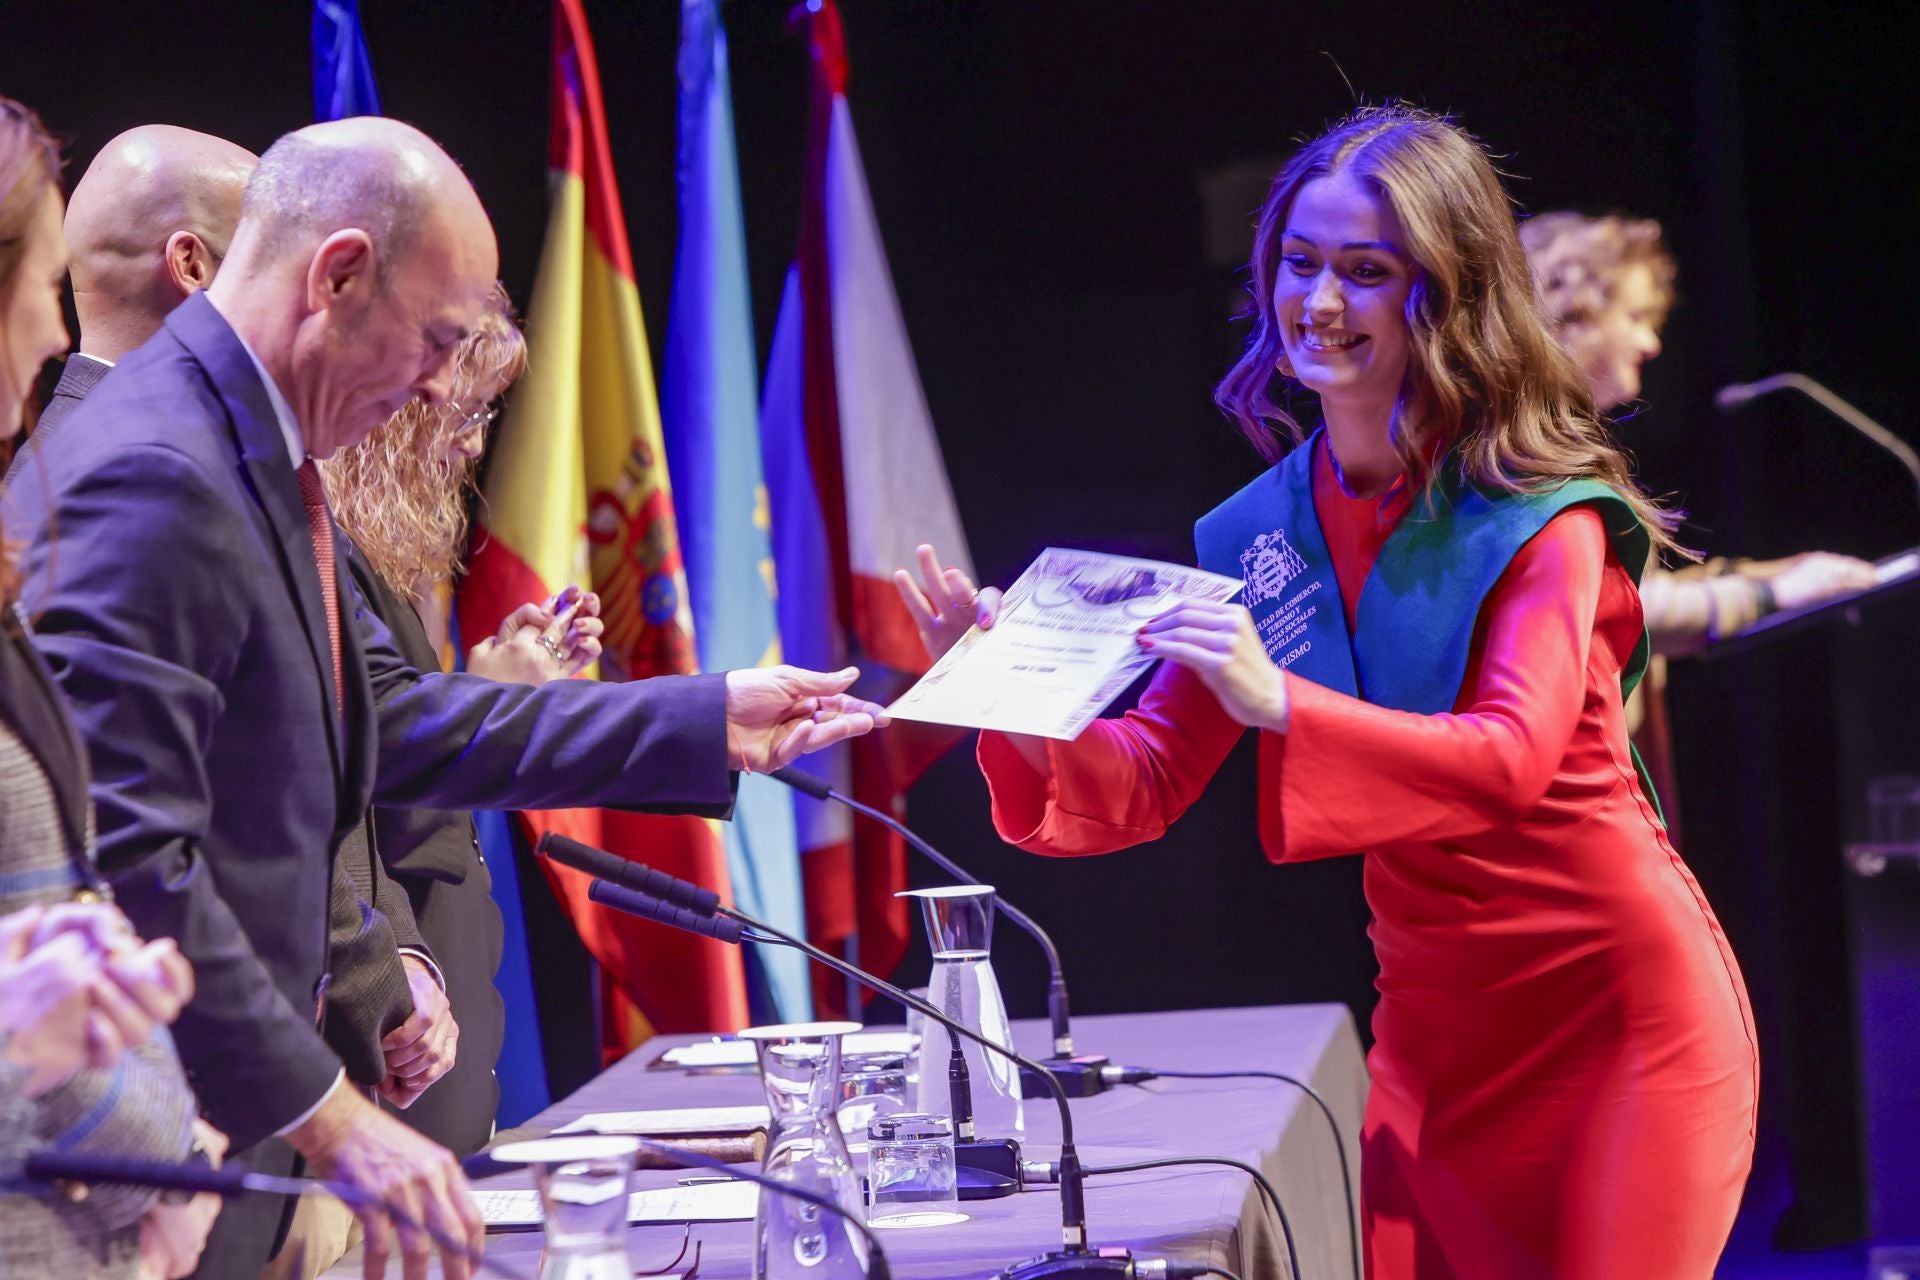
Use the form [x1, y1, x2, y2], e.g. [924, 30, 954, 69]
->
[449, 402, 501, 434]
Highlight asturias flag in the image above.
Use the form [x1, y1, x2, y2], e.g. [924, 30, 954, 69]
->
[663, 0, 812, 1023]
[459, 0, 747, 1049]
[763, 0, 974, 1010]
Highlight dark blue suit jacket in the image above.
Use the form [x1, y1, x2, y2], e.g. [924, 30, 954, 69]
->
[6, 293, 735, 1151]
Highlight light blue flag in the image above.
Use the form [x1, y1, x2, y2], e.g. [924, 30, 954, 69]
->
[664, 0, 813, 1021]
[311, 0, 383, 120]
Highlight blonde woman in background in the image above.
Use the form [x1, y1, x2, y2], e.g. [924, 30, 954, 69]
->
[322, 285, 602, 680]
[319, 284, 599, 1149]
[1522, 212, 1877, 826]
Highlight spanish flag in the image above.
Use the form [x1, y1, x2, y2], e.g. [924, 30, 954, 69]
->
[459, 0, 747, 1050]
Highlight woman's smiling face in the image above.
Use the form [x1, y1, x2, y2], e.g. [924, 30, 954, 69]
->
[1272, 170, 1418, 415]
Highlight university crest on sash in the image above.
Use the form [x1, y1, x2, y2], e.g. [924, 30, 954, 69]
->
[1239, 529, 1307, 607]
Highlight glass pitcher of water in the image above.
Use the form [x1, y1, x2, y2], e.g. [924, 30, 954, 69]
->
[903, 885, 1024, 1136]
[742, 1021, 872, 1280]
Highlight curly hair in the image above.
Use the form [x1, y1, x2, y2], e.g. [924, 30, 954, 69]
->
[0, 96, 62, 606]
[320, 283, 525, 597]
[1518, 211, 1675, 348]
[1215, 105, 1685, 557]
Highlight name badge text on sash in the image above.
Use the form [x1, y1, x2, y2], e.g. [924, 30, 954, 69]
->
[1239, 528, 1322, 669]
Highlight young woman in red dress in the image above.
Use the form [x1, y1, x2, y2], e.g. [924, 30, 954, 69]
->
[897, 106, 1758, 1278]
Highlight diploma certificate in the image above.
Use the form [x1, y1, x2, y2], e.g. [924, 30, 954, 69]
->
[887, 548, 1242, 740]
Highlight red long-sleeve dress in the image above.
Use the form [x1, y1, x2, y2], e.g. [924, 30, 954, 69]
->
[979, 444, 1758, 1278]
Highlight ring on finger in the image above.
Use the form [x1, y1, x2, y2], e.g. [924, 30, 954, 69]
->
[536, 634, 564, 661]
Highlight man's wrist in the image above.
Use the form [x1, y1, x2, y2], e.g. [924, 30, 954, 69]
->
[398, 949, 445, 992]
[280, 1070, 357, 1155]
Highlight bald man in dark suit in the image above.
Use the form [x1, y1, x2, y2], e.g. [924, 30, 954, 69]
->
[10, 118, 883, 1280]
[4, 125, 254, 487]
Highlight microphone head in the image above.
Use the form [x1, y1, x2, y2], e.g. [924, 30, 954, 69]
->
[535, 832, 610, 875]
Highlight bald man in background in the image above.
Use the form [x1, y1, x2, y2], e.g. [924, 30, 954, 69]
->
[5, 125, 254, 483]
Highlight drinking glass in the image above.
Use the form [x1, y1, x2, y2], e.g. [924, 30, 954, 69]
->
[837, 1052, 909, 1150]
[864, 1112, 964, 1228]
[490, 1134, 637, 1280]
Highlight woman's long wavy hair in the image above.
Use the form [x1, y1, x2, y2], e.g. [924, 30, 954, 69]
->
[320, 283, 525, 598]
[0, 97, 62, 607]
[1214, 105, 1686, 557]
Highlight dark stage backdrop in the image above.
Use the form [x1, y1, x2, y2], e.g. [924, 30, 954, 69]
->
[5, 0, 1914, 1246]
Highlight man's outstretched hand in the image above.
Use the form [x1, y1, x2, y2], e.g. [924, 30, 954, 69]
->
[723, 666, 889, 774]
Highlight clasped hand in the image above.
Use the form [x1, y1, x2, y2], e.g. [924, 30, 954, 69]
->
[378, 955, 458, 1110]
[467, 585, 604, 684]
[0, 901, 195, 1098]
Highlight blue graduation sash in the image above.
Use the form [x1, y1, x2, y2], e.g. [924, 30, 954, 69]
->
[1194, 430, 1653, 716]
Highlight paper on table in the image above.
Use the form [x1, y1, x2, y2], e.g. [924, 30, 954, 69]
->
[555, 1105, 770, 1136]
[887, 548, 1243, 740]
[661, 1031, 914, 1068]
[478, 1179, 759, 1229]
[1876, 550, 1920, 584]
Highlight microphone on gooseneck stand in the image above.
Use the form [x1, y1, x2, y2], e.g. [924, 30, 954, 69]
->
[764, 767, 1114, 1099]
[3, 1154, 536, 1280]
[1715, 372, 1920, 517]
[756, 768, 1339, 1271]
[3, 1151, 260, 1198]
[584, 879, 1015, 1203]
[536, 832, 723, 915]
[581, 872, 1206, 1280]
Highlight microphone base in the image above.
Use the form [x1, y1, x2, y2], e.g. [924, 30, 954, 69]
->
[997, 1250, 1139, 1278]
[1020, 1055, 1113, 1099]
[955, 1137, 1023, 1200]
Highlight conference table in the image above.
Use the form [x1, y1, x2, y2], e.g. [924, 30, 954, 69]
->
[325, 1003, 1368, 1280]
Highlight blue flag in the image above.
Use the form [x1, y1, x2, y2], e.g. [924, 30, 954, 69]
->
[664, 0, 813, 1021]
[312, 0, 383, 121]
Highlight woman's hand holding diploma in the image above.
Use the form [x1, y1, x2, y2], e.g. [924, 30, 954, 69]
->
[893, 543, 1055, 771]
[1136, 600, 1290, 732]
[892, 543, 1001, 663]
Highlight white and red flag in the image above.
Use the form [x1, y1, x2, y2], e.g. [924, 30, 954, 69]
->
[761, 0, 973, 1008]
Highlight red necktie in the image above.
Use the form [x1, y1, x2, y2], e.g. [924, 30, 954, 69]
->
[296, 461, 344, 712]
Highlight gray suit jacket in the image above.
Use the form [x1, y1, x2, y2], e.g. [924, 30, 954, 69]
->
[0, 614, 198, 1278]
[4, 352, 112, 490]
